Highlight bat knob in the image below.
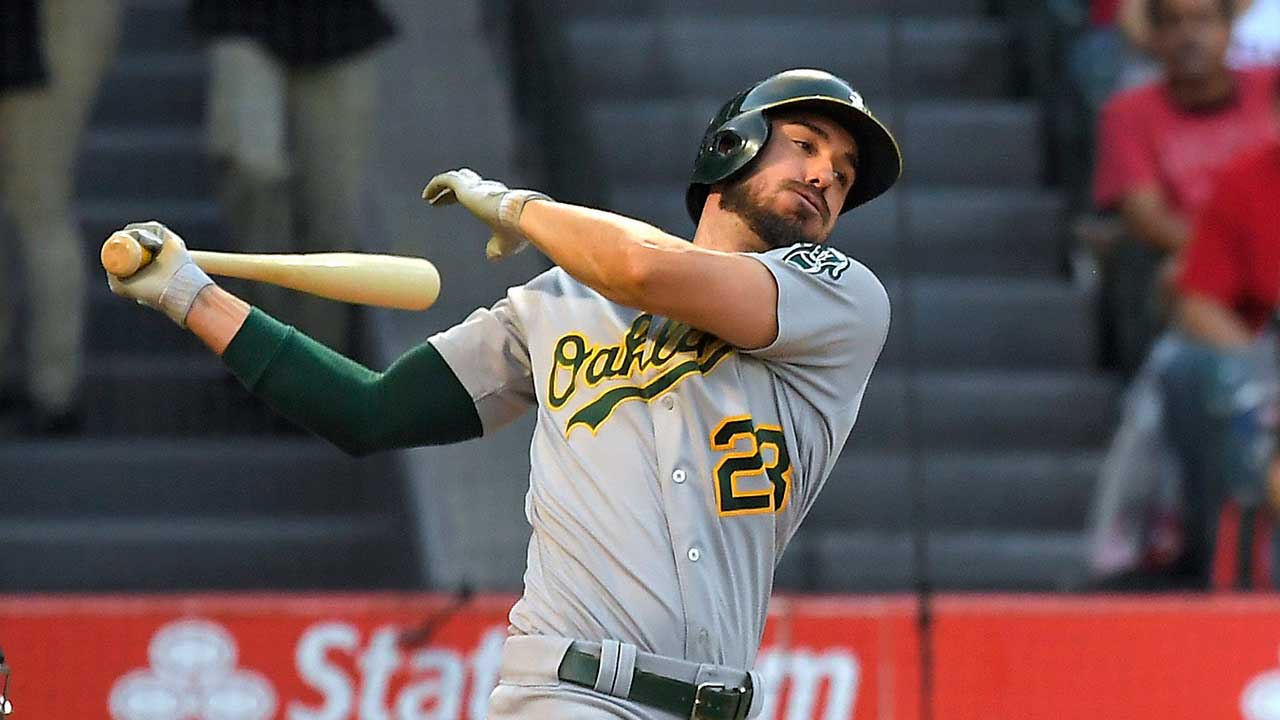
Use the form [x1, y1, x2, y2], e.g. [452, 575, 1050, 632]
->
[101, 232, 153, 278]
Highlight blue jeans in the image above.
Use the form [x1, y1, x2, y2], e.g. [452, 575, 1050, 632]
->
[1156, 332, 1277, 586]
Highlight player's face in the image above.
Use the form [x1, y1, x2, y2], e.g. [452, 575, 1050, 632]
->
[1150, 0, 1232, 83]
[719, 112, 858, 249]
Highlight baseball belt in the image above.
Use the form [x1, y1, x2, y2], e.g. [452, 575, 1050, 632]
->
[557, 639, 757, 720]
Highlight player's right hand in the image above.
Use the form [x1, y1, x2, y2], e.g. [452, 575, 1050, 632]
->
[106, 221, 213, 327]
[422, 168, 550, 261]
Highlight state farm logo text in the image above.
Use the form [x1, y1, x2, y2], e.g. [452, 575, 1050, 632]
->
[288, 625, 504, 720]
[290, 622, 860, 720]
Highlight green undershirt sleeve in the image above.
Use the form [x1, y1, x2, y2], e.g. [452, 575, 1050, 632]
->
[220, 308, 483, 456]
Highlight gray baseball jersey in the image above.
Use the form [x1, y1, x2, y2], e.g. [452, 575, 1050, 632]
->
[430, 242, 889, 672]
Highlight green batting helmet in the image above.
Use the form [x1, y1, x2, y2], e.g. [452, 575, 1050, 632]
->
[685, 68, 902, 223]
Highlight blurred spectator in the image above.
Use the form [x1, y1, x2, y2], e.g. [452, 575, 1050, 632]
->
[0, 0, 122, 433]
[1123, 0, 1280, 70]
[189, 0, 396, 354]
[1229, 0, 1280, 68]
[1092, 0, 1279, 374]
[1069, 0, 1160, 115]
[1156, 137, 1280, 590]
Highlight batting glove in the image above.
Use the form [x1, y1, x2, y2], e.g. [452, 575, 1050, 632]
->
[106, 221, 213, 327]
[422, 168, 550, 261]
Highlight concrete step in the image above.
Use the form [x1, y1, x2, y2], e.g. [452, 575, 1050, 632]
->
[544, 0, 990, 18]
[776, 529, 1086, 592]
[85, 286, 220, 356]
[79, 354, 302, 436]
[0, 438, 394, 516]
[807, 450, 1103, 532]
[584, 99, 1042, 188]
[901, 101, 1044, 186]
[79, 198, 226, 254]
[92, 53, 206, 129]
[0, 514, 415, 591]
[78, 127, 213, 201]
[877, 277, 1097, 370]
[849, 370, 1121, 451]
[563, 16, 1010, 101]
[606, 185, 1068, 277]
[898, 19, 1011, 98]
[118, 0, 202, 54]
[898, 188, 1067, 276]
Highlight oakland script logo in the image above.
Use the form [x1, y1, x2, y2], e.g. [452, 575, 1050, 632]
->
[548, 313, 734, 435]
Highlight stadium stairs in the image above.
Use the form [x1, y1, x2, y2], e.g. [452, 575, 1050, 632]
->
[0, 0, 417, 591]
[517, 0, 1121, 591]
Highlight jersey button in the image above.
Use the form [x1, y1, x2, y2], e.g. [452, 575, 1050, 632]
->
[661, 396, 676, 411]
[687, 547, 701, 562]
[672, 469, 687, 484]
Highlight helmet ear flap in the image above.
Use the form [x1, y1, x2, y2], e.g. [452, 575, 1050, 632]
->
[711, 129, 745, 157]
[686, 109, 770, 223]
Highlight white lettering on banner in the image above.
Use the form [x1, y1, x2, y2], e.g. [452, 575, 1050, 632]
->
[108, 619, 277, 720]
[753, 649, 860, 720]
[1242, 648, 1280, 720]
[288, 622, 858, 719]
[467, 629, 505, 719]
[291, 623, 358, 720]
[359, 629, 400, 720]
[290, 624, 506, 720]
[396, 650, 464, 719]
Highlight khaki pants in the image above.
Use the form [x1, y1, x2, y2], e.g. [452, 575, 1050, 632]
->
[0, 0, 121, 413]
[487, 635, 680, 720]
[206, 39, 380, 354]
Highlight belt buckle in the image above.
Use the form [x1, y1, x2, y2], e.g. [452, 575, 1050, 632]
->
[691, 682, 749, 720]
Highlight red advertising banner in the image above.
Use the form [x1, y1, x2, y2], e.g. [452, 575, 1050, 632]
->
[0, 593, 919, 720]
[932, 594, 1280, 720]
[762, 596, 921, 720]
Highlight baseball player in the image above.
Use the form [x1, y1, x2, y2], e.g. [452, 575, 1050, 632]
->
[106, 68, 900, 719]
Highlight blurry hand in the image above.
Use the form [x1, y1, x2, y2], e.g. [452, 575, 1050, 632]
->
[422, 168, 550, 261]
[1267, 454, 1280, 517]
[106, 221, 213, 327]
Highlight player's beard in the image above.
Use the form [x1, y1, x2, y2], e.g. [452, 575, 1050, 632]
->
[719, 177, 823, 249]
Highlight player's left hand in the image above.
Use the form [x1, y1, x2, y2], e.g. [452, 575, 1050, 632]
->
[422, 168, 550, 261]
[105, 221, 213, 327]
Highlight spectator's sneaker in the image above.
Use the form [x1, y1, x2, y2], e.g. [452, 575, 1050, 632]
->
[25, 404, 85, 437]
[0, 379, 27, 415]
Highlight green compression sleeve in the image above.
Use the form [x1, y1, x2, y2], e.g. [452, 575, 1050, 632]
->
[221, 308, 483, 456]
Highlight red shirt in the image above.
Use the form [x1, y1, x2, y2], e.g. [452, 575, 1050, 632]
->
[1177, 142, 1280, 332]
[1090, 0, 1120, 26]
[1093, 67, 1280, 218]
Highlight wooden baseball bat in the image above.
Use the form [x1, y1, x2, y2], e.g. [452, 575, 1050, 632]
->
[100, 233, 440, 311]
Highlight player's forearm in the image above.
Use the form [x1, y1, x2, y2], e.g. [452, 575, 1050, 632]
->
[220, 308, 482, 455]
[518, 199, 780, 348]
[186, 285, 251, 355]
[1176, 293, 1254, 348]
[518, 199, 696, 306]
